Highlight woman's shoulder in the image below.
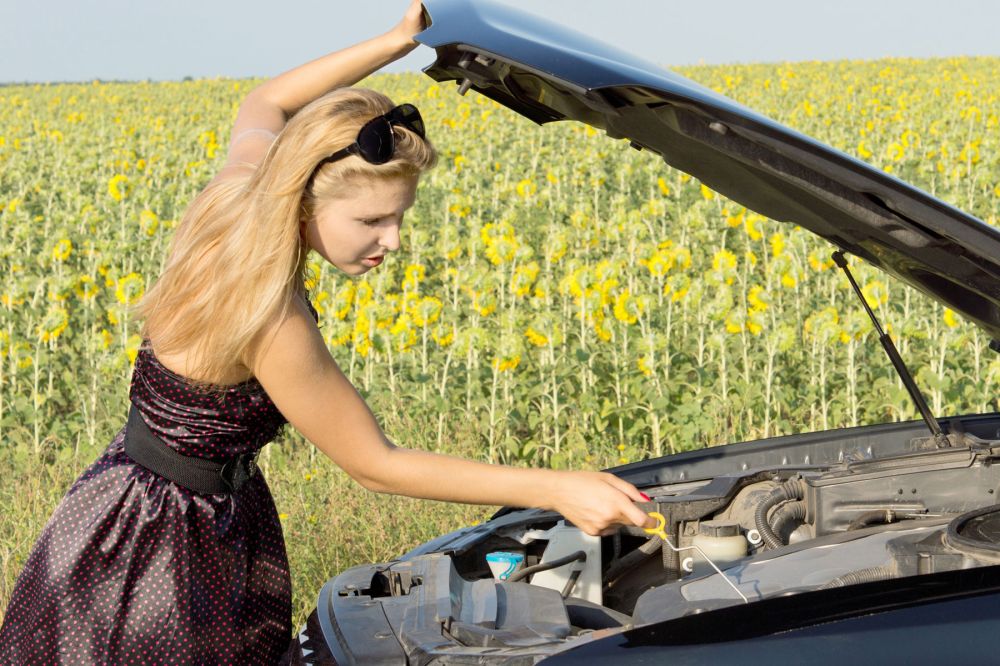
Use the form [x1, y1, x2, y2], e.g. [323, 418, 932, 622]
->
[243, 290, 321, 375]
[143, 292, 316, 387]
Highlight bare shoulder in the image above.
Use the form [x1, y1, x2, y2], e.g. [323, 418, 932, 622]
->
[247, 291, 388, 478]
[247, 292, 327, 383]
[246, 291, 350, 413]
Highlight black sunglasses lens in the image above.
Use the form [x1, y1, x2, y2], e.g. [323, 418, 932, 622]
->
[390, 104, 426, 138]
[356, 117, 394, 164]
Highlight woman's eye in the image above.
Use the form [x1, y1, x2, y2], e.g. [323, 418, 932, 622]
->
[360, 218, 381, 226]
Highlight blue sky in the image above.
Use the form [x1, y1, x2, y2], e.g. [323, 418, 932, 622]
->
[2, 0, 998, 83]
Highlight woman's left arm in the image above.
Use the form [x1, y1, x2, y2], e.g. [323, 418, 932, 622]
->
[220, 0, 425, 176]
[250, 296, 654, 537]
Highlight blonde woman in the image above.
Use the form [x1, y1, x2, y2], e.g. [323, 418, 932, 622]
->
[0, 2, 653, 663]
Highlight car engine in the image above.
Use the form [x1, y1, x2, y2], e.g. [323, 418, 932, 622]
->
[308, 415, 1000, 663]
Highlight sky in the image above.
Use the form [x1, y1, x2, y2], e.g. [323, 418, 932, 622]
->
[2, 0, 998, 84]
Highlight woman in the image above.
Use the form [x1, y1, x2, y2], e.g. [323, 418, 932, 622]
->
[0, 2, 654, 663]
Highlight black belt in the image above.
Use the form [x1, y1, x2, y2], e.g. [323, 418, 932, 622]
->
[124, 405, 261, 494]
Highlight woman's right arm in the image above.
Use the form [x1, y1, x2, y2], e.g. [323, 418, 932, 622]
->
[217, 0, 426, 180]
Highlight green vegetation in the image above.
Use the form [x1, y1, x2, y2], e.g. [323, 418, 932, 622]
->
[1, 58, 998, 632]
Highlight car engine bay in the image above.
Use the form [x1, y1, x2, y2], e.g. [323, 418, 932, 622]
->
[313, 415, 1000, 663]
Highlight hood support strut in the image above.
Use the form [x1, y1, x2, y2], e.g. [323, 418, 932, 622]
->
[832, 251, 949, 447]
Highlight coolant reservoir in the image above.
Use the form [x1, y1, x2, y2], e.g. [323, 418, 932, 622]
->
[529, 521, 602, 604]
[690, 520, 747, 576]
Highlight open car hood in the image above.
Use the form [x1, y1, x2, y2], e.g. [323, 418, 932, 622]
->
[416, 0, 1000, 343]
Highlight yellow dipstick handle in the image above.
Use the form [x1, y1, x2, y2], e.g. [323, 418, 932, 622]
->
[644, 511, 749, 604]
[644, 511, 669, 541]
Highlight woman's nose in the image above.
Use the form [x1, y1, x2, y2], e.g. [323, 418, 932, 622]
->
[380, 221, 401, 252]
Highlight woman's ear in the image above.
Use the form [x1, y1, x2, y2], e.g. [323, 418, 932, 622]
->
[298, 201, 311, 243]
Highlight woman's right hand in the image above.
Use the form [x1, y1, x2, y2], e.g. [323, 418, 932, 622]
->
[545, 470, 657, 537]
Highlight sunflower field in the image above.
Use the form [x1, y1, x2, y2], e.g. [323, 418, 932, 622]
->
[2, 57, 999, 627]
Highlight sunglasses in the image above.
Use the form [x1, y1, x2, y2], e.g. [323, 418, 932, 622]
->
[308, 104, 426, 186]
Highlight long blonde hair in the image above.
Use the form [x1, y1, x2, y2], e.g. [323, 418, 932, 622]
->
[137, 87, 437, 390]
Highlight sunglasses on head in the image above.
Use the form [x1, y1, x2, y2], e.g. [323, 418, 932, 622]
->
[307, 104, 426, 186]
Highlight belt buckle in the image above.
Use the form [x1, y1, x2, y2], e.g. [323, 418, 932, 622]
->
[220, 450, 260, 492]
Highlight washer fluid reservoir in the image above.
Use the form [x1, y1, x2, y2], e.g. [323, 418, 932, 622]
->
[528, 521, 602, 604]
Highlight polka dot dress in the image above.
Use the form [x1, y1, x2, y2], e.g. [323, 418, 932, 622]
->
[0, 320, 309, 664]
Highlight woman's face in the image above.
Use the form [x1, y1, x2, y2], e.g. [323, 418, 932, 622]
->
[303, 175, 419, 276]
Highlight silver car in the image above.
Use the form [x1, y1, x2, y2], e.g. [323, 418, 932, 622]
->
[286, 1, 1000, 663]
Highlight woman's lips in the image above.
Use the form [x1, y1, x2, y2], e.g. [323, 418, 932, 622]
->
[363, 255, 384, 267]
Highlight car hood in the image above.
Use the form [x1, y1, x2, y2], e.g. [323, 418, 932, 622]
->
[416, 0, 1000, 343]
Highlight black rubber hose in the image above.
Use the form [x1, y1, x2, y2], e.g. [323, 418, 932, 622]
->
[754, 478, 805, 549]
[561, 568, 583, 598]
[603, 537, 663, 587]
[770, 500, 807, 542]
[507, 550, 586, 583]
[820, 566, 894, 589]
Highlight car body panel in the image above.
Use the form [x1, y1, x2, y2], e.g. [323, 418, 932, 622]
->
[416, 0, 1000, 341]
[319, 557, 1000, 665]
[542, 563, 1000, 664]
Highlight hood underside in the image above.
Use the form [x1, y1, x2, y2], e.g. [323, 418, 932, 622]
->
[416, 0, 1000, 343]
